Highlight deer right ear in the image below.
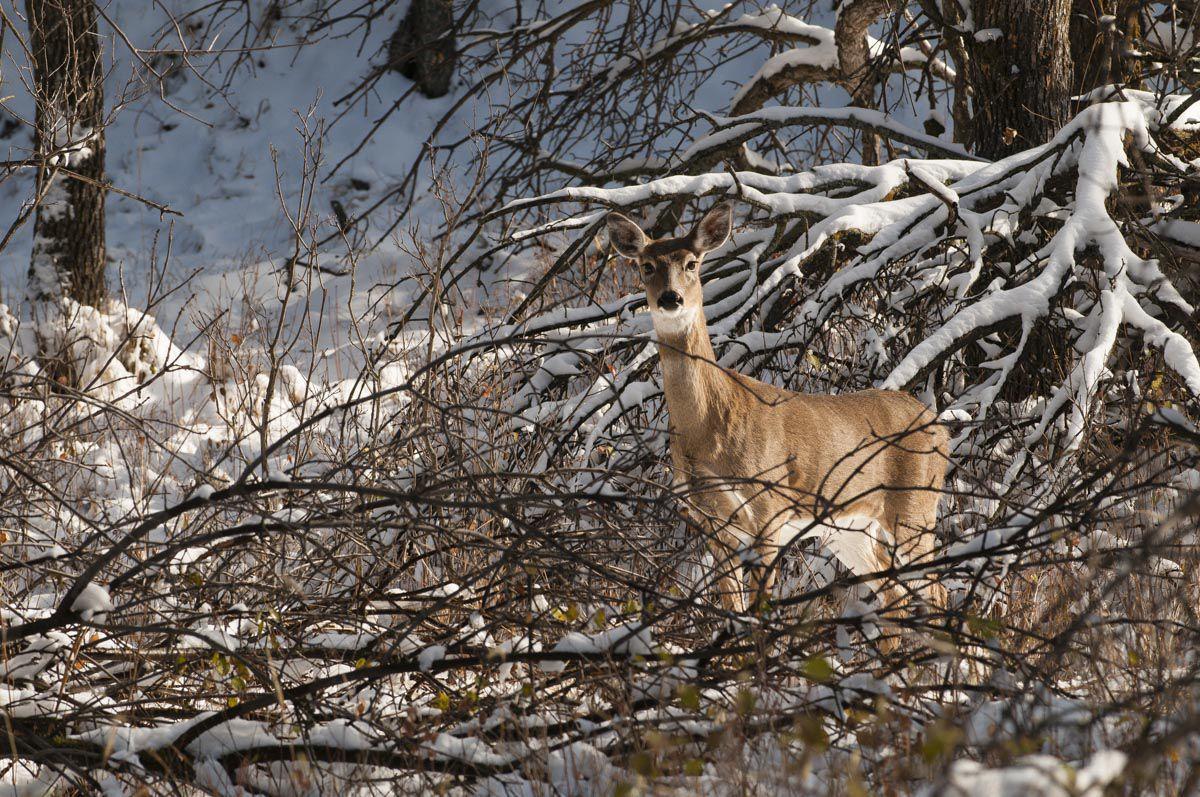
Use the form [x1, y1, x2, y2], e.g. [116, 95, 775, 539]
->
[606, 212, 647, 258]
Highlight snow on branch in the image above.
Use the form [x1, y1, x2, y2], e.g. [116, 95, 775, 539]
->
[729, 1, 954, 115]
[493, 96, 1200, 500]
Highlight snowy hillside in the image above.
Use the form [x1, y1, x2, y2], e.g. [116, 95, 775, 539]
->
[0, 0, 465, 354]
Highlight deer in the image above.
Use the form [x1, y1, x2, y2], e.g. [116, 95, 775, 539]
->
[606, 202, 949, 619]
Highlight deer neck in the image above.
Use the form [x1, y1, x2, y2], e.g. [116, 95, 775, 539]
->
[655, 310, 729, 431]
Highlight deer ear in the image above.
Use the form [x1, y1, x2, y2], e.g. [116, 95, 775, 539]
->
[605, 212, 647, 258]
[690, 202, 732, 254]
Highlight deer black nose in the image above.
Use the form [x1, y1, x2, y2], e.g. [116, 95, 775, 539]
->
[658, 291, 682, 310]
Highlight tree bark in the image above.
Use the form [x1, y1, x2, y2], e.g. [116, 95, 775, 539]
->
[388, 0, 457, 99]
[967, 0, 1073, 159]
[836, 0, 897, 165]
[26, 0, 106, 308]
[1069, 0, 1141, 94]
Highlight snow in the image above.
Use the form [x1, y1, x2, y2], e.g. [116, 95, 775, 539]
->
[546, 622, 655, 665]
[0, 0, 476, 381]
[0, 767, 59, 797]
[22, 545, 66, 564]
[69, 583, 114, 621]
[684, 106, 978, 163]
[1152, 218, 1200, 248]
[418, 644, 447, 672]
[1147, 20, 1196, 57]
[933, 750, 1126, 797]
[307, 629, 380, 651]
[0, 687, 46, 720]
[730, 30, 839, 110]
[431, 733, 512, 767]
[77, 715, 284, 761]
[880, 101, 1200, 422]
[1077, 529, 1183, 578]
[186, 622, 242, 651]
[308, 719, 375, 751]
[1080, 86, 1200, 130]
[169, 546, 209, 574]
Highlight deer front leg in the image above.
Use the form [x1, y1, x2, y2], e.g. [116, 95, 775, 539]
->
[679, 474, 757, 615]
[744, 516, 792, 612]
[708, 524, 749, 614]
[676, 499, 748, 613]
[882, 536, 948, 612]
[888, 499, 948, 612]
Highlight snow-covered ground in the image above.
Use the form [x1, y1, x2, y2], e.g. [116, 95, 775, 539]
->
[0, 0, 465, 358]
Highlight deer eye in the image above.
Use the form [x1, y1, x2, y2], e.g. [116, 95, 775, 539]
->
[684, 259, 698, 272]
[641, 263, 655, 277]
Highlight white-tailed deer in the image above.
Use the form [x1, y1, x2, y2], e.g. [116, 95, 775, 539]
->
[607, 203, 948, 616]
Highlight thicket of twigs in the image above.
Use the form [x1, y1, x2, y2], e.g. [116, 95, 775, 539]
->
[3, 0, 1200, 795]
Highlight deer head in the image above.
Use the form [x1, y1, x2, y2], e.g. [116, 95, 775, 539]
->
[606, 203, 732, 337]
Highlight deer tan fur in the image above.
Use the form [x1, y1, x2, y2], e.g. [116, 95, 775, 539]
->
[607, 203, 949, 616]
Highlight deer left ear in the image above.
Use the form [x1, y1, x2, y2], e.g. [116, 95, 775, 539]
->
[690, 202, 732, 254]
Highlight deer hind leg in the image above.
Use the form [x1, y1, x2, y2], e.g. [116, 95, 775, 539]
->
[748, 547, 778, 612]
[744, 513, 797, 611]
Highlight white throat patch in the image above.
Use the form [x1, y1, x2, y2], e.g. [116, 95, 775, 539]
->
[651, 306, 696, 337]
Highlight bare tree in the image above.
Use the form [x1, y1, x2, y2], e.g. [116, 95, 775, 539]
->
[26, 0, 106, 307]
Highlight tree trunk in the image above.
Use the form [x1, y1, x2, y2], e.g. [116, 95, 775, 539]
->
[967, 0, 1073, 159]
[1070, 0, 1141, 94]
[26, 0, 106, 308]
[388, 0, 457, 99]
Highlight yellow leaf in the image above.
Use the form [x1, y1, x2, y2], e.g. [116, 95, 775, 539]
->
[677, 684, 700, 711]
[920, 719, 962, 763]
[629, 751, 654, 776]
[796, 714, 828, 751]
[802, 656, 833, 683]
[736, 688, 756, 716]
